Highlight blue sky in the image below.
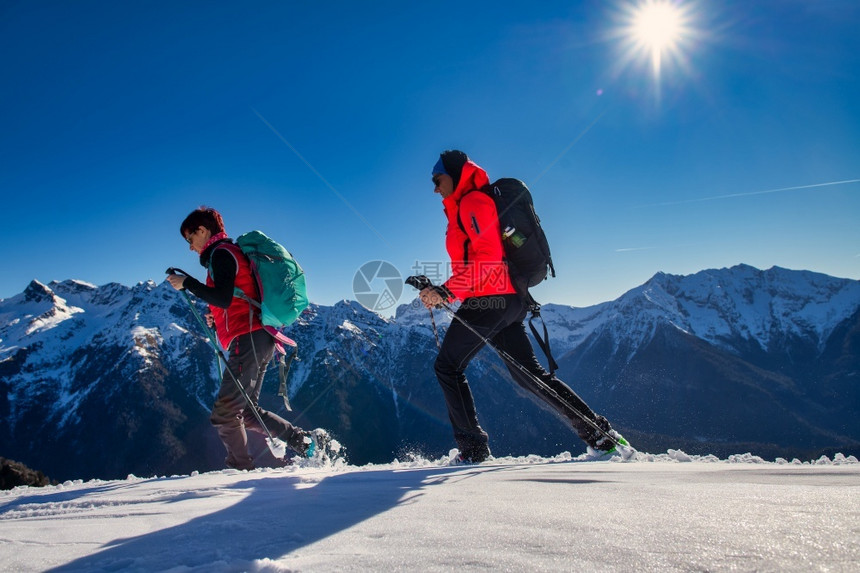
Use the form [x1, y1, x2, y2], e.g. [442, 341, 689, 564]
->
[2, 0, 858, 313]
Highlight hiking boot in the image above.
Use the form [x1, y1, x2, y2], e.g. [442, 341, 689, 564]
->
[585, 415, 616, 449]
[454, 427, 490, 463]
[457, 445, 491, 464]
[225, 456, 255, 471]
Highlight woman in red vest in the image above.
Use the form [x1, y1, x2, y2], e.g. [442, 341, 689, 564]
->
[420, 151, 628, 463]
[168, 207, 313, 470]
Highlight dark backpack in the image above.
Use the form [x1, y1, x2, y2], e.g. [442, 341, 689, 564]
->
[458, 178, 559, 373]
[484, 178, 555, 295]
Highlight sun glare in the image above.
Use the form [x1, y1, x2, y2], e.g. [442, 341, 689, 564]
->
[635, 3, 681, 50]
[619, 0, 693, 80]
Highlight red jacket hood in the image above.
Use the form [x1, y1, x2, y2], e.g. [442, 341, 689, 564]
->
[449, 160, 490, 203]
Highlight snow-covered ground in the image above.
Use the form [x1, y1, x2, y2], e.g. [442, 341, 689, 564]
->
[1, 451, 858, 572]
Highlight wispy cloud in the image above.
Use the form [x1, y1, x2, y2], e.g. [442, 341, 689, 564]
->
[637, 178, 860, 208]
[615, 246, 656, 252]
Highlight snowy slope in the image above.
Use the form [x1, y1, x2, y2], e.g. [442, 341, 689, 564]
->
[0, 452, 857, 572]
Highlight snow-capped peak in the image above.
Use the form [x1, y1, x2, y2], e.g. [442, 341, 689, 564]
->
[639, 265, 860, 352]
[537, 265, 860, 360]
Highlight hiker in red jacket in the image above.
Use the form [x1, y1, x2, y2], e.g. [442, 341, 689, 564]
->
[420, 150, 628, 462]
[167, 207, 313, 470]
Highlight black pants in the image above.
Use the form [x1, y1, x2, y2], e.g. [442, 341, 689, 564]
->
[434, 294, 608, 453]
[210, 329, 302, 469]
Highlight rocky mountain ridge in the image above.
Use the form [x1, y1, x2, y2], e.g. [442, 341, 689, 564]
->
[1, 265, 858, 480]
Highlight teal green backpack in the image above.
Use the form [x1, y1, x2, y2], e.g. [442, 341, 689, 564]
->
[234, 230, 308, 328]
[201, 231, 306, 410]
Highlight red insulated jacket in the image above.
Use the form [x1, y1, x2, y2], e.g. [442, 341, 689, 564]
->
[442, 160, 517, 301]
[206, 242, 263, 349]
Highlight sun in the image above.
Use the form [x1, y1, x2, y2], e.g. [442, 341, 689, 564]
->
[635, 3, 682, 51]
[618, 0, 693, 80]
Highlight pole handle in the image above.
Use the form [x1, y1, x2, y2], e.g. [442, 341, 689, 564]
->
[405, 275, 433, 291]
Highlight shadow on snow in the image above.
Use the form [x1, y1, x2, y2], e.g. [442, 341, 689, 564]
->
[43, 464, 537, 571]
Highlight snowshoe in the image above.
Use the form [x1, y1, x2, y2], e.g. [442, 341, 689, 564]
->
[286, 429, 315, 458]
[586, 431, 633, 460]
[307, 428, 330, 459]
[294, 428, 343, 466]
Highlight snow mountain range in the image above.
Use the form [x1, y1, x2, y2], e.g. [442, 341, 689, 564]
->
[1, 264, 858, 481]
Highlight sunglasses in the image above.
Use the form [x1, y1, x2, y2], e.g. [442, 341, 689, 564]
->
[432, 175, 442, 187]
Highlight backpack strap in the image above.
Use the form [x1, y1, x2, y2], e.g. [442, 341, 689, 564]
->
[526, 295, 559, 376]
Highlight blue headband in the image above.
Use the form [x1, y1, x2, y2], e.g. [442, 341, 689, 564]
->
[432, 157, 448, 176]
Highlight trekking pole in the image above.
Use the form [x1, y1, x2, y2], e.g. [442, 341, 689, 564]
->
[428, 309, 441, 349]
[405, 275, 634, 455]
[405, 275, 441, 349]
[166, 268, 288, 460]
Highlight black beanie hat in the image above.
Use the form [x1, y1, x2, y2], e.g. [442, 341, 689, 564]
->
[439, 150, 469, 189]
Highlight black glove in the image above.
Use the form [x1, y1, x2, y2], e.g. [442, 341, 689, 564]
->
[431, 284, 454, 303]
[405, 275, 432, 290]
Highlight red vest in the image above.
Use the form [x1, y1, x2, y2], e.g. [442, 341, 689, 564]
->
[206, 242, 262, 348]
